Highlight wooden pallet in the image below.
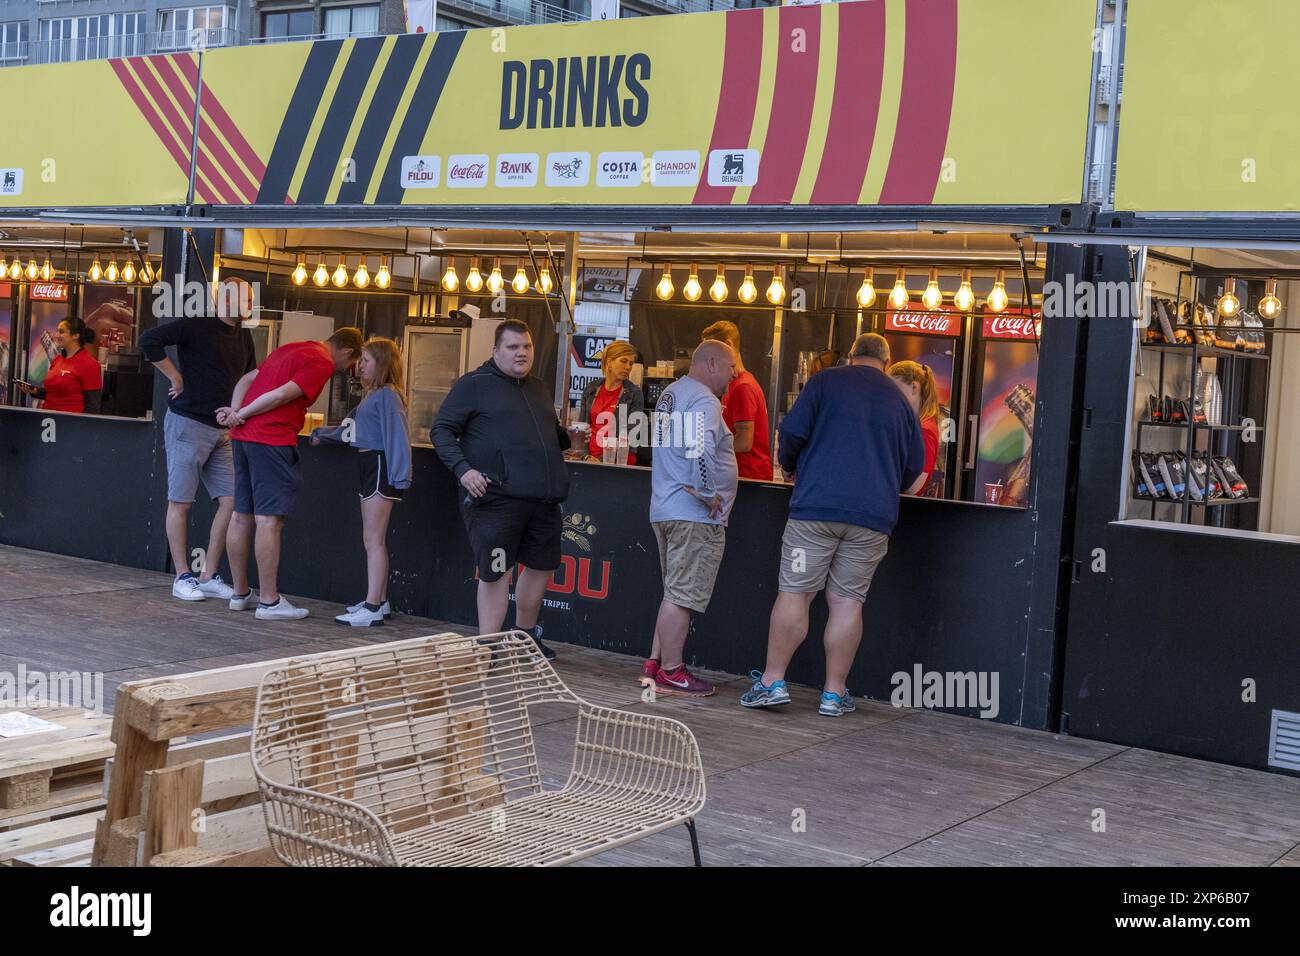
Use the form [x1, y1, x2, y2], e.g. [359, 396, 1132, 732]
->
[0, 706, 114, 831]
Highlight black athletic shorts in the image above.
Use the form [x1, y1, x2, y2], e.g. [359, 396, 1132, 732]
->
[233, 440, 301, 517]
[358, 449, 404, 501]
[460, 493, 562, 582]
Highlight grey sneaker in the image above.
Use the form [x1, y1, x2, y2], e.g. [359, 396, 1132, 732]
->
[740, 670, 791, 708]
[256, 596, 309, 621]
[229, 589, 259, 611]
[819, 689, 856, 717]
[335, 606, 384, 627]
[196, 574, 234, 599]
[346, 599, 391, 617]
[171, 575, 205, 602]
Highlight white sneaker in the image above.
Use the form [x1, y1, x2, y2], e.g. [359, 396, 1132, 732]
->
[229, 588, 259, 611]
[196, 575, 234, 599]
[255, 596, 310, 621]
[335, 606, 385, 627]
[172, 576, 206, 602]
[346, 600, 391, 618]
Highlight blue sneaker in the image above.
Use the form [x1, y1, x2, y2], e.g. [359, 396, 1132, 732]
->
[740, 670, 791, 708]
[818, 689, 856, 717]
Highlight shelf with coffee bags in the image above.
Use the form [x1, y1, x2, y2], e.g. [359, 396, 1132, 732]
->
[1139, 341, 1270, 362]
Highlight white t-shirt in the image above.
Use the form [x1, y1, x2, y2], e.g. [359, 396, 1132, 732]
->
[648, 375, 738, 526]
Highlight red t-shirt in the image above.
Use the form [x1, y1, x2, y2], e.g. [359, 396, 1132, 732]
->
[921, 417, 939, 477]
[588, 382, 635, 465]
[42, 349, 102, 413]
[231, 340, 334, 446]
[722, 370, 772, 480]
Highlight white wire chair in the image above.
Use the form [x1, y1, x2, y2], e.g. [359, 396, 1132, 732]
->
[250, 631, 707, 867]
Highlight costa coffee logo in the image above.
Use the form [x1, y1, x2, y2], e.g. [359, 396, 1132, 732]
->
[982, 313, 1040, 340]
[31, 282, 68, 301]
[885, 310, 961, 336]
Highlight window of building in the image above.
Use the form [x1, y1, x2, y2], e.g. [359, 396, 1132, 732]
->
[434, 14, 472, 31]
[0, 21, 28, 62]
[261, 9, 316, 41]
[38, 14, 145, 63]
[158, 6, 236, 50]
[322, 5, 380, 38]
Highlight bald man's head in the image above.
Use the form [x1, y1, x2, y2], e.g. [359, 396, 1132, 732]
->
[689, 339, 738, 397]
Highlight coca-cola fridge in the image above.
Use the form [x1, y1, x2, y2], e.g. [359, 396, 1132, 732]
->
[961, 310, 1040, 507]
[878, 306, 965, 498]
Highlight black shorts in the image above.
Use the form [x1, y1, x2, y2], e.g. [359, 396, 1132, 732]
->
[233, 440, 301, 517]
[358, 449, 404, 501]
[460, 493, 561, 582]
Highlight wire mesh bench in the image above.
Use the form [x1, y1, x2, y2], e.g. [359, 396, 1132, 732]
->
[250, 631, 707, 867]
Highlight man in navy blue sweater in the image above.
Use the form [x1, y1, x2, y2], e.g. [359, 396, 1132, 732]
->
[742, 333, 925, 717]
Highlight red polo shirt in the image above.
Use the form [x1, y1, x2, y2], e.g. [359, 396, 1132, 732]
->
[722, 370, 772, 480]
[231, 340, 334, 446]
[42, 349, 102, 413]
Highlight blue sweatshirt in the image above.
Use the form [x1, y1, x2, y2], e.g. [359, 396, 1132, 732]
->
[777, 364, 925, 535]
[313, 386, 412, 489]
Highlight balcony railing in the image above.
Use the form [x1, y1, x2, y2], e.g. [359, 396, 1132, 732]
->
[437, 0, 585, 25]
[11, 29, 241, 66]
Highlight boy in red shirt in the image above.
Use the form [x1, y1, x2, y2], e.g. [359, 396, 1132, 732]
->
[216, 327, 363, 620]
[701, 320, 773, 481]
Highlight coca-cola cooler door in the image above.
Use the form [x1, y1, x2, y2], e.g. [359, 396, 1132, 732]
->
[964, 312, 1040, 506]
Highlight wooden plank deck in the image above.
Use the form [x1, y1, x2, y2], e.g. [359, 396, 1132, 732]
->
[0, 542, 1297, 867]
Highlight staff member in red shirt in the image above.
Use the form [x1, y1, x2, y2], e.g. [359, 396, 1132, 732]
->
[215, 327, 363, 621]
[18, 317, 102, 414]
[575, 340, 644, 464]
[701, 320, 772, 481]
[889, 360, 942, 496]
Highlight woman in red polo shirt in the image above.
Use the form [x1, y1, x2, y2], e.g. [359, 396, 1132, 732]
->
[575, 340, 644, 465]
[889, 360, 942, 497]
[17, 317, 103, 414]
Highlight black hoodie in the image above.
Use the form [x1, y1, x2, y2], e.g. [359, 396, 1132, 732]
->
[431, 358, 571, 503]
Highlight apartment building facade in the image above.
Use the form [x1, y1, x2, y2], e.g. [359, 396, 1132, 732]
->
[0, 0, 772, 66]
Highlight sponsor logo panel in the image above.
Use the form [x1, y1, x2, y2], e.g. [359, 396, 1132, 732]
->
[982, 312, 1041, 340]
[446, 154, 489, 188]
[706, 148, 758, 187]
[495, 153, 539, 187]
[885, 309, 963, 336]
[400, 155, 441, 189]
[0, 168, 21, 196]
[545, 151, 591, 187]
[651, 150, 700, 187]
[596, 151, 643, 187]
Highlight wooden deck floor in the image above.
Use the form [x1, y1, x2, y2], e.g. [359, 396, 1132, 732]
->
[1, 543, 1297, 867]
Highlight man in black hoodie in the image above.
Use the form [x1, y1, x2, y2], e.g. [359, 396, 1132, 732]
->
[432, 320, 569, 660]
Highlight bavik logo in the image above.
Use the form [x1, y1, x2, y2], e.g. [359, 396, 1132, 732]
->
[500, 53, 651, 130]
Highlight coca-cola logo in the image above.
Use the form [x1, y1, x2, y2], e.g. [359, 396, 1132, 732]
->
[449, 163, 486, 180]
[982, 313, 1040, 340]
[31, 282, 68, 301]
[885, 311, 961, 336]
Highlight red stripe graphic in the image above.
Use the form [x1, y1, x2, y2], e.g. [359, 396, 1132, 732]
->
[692, 9, 765, 206]
[878, 0, 959, 204]
[124, 57, 236, 204]
[809, 0, 886, 204]
[153, 55, 259, 202]
[172, 54, 269, 182]
[747, 5, 821, 205]
[110, 59, 192, 182]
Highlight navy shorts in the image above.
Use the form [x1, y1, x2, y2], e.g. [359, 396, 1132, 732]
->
[233, 440, 302, 517]
[460, 494, 561, 582]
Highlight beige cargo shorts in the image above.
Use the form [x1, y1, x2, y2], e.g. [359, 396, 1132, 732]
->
[652, 520, 726, 613]
[777, 519, 889, 603]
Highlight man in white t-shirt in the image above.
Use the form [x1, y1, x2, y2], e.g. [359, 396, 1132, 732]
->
[642, 340, 739, 696]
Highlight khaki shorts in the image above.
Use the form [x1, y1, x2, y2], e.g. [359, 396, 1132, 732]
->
[653, 520, 726, 614]
[778, 519, 889, 603]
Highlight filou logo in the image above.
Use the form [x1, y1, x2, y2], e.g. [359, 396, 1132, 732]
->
[400, 155, 440, 189]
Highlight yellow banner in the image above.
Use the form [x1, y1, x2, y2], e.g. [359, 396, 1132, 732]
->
[1115, 0, 1300, 212]
[1, 0, 1096, 210]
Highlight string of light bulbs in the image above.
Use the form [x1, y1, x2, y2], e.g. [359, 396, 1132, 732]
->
[291, 253, 393, 290]
[0, 252, 158, 285]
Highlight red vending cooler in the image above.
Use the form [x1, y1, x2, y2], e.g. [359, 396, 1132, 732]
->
[964, 310, 1040, 507]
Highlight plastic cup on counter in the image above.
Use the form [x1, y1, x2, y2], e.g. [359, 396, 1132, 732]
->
[984, 481, 1004, 505]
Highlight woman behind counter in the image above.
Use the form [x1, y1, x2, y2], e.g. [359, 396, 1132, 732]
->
[17, 317, 103, 414]
[576, 340, 644, 464]
[888, 360, 942, 497]
[312, 337, 412, 627]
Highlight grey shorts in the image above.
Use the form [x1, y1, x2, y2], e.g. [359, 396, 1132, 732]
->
[653, 520, 726, 614]
[778, 519, 889, 603]
[164, 411, 234, 503]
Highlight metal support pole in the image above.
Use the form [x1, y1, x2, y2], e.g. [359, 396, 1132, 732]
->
[554, 231, 579, 416]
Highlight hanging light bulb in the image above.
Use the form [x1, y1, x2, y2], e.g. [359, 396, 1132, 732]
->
[921, 267, 943, 310]
[312, 255, 329, 288]
[953, 268, 976, 311]
[375, 255, 392, 290]
[39, 257, 53, 281]
[291, 254, 308, 286]
[709, 265, 728, 303]
[682, 264, 703, 303]
[121, 259, 136, 283]
[485, 258, 503, 294]
[655, 264, 675, 301]
[441, 257, 459, 292]
[738, 265, 758, 304]
[511, 263, 530, 294]
[1259, 277, 1282, 319]
[87, 258, 103, 282]
[536, 265, 554, 295]
[888, 268, 909, 309]
[141, 259, 155, 284]
[986, 268, 1009, 313]
[465, 258, 483, 293]
[0, 254, 7, 276]
[766, 266, 786, 305]
[1216, 277, 1240, 317]
[8, 256, 21, 281]
[332, 256, 349, 288]
[25, 257, 40, 281]
[856, 267, 877, 308]
[353, 258, 370, 289]
[103, 258, 119, 282]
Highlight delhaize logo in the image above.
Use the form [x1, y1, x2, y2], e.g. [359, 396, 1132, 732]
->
[982, 312, 1040, 340]
[446, 154, 488, 189]
[885, 309, 962, 336]
[499, 54, 651, 130]
[31, 282, 68, 301]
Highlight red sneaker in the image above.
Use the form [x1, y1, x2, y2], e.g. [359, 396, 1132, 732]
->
[654, 664, 716, 697]
[639, 659, 660, 687]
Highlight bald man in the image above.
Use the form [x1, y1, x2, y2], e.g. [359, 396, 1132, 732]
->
[642, 340, 740, 697]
